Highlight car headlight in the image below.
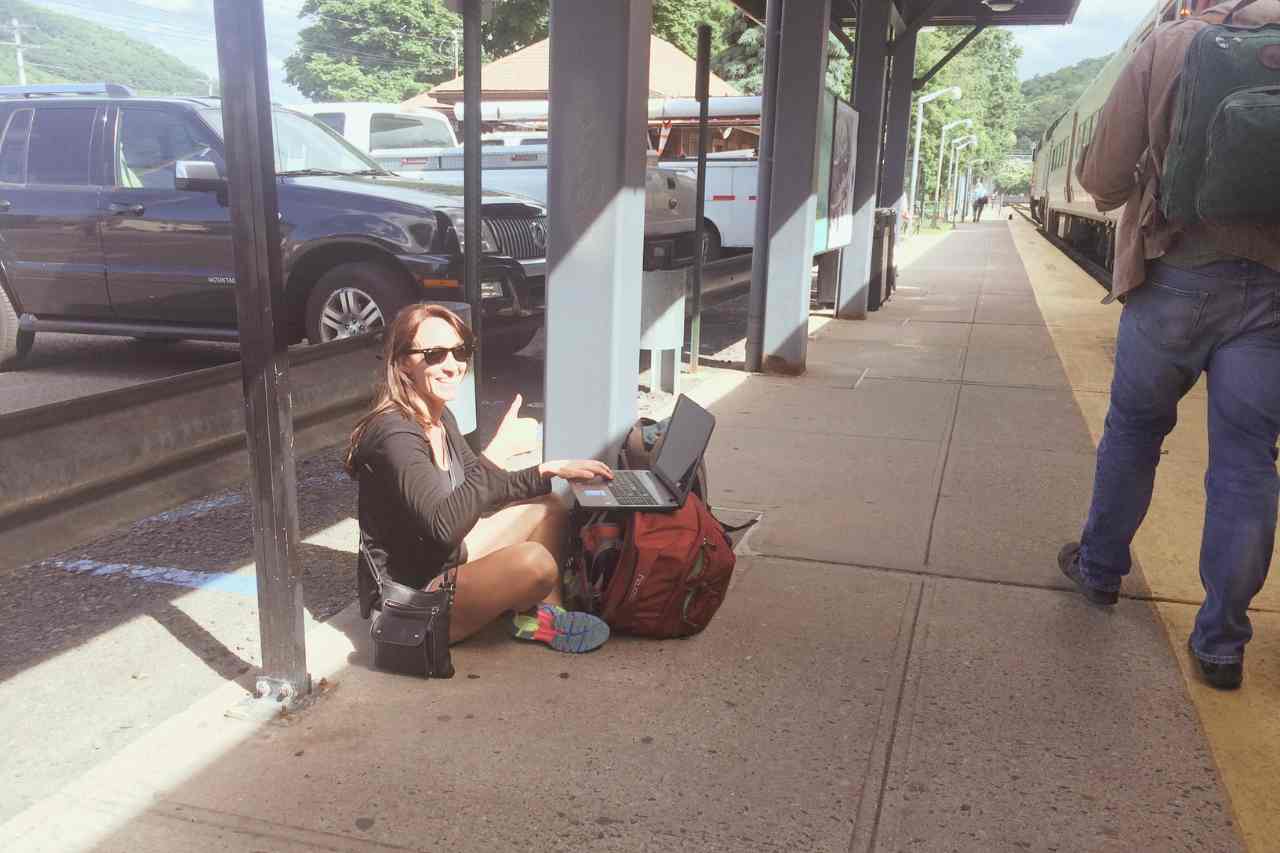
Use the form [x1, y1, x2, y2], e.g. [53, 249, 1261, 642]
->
[446, 210, 499, 254]
[480, 220, 499, 254]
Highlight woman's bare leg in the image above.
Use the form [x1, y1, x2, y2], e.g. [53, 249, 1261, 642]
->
[463, 494, 569, 605]
[437, 495, 573, 641]
[446, 541, 559, 642]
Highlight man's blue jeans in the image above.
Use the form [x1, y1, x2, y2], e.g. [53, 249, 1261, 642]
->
[1080, 259, 1280, 664]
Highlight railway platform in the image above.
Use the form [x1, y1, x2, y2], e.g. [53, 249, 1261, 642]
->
[2, 217, 1277, 852]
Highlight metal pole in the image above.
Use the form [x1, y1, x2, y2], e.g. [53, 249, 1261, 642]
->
[11, 18, 24, 86]
[746, 0, 781, 374]
[963, 162, 973, 221]
[689, 24, 711, 374]
[950, 145, 960, 223]
[908, 100, 924, 225]
[933, 125, 949, 226]
[463, 0, 483, 387]
[212, 0, 308, 701]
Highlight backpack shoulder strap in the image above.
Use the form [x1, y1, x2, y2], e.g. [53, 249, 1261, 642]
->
[1225, 0, 1259, 24]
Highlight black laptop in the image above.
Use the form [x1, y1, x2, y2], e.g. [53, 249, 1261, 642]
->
[571, 394, 715, 511]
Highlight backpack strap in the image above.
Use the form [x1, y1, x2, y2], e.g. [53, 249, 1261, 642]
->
[1225, 0, 1259, 24]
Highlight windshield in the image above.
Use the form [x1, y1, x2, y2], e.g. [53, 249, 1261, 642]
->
[198, 108, 388, 175]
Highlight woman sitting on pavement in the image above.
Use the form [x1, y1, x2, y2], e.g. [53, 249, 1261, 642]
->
[346, 303, 614, 653]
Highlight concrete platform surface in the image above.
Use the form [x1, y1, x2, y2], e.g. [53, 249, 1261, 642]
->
[2, 220, 1274, 853]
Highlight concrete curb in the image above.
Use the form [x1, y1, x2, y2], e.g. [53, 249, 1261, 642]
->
[0, 335, 380, 573]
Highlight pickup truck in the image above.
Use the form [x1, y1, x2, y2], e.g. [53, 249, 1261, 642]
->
[364, 140, 713, 269]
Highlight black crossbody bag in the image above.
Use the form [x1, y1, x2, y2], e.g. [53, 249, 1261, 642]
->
[358, 535, 455, 678]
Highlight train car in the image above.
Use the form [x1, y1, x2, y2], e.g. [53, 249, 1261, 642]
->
[1030, 0, 1200, 271]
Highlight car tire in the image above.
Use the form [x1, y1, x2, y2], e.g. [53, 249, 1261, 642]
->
[305, 261, 416, 345]
[701, 222, 722, 264]
[0, 284, 33, 371]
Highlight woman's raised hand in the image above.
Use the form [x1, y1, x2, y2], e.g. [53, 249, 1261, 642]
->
[539, 459, 614, 482]
[483, 394, 541, 464]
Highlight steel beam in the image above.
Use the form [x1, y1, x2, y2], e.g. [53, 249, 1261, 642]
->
[212, 0, 308, 701]
[463, 0, 483, 386]
[752, 0, 831, 375]
[914, 24, 986, 91]
[745, 0, 782, 373]
[836, 0, 892, 319]
[544, 0, 652, 464]
[879, 27, 918, 211]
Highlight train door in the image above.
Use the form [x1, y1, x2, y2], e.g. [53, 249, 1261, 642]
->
[1065, 112, 1079, 204]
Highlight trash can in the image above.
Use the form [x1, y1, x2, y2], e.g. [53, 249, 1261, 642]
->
[868, 207, 898, 312]
[430, 300, 477, 434]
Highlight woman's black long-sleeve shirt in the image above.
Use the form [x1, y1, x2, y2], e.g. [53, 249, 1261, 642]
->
[352, 408, 550, 588]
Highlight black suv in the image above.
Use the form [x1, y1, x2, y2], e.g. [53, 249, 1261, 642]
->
[0, 84, 548, 369]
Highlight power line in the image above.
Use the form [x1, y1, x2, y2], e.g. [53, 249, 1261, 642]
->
[0, 18, 40, 85]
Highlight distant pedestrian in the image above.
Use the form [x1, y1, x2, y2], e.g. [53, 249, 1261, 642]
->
[1063, 0, 1280, 690]
[971, 183, 989, 222]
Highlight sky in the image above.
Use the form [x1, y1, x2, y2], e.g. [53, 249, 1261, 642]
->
[28, 0, 1163, 99]
[1009, 0, 1158, 79]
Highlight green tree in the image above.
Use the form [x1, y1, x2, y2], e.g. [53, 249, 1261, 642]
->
[993, 157, 1032, 195]
[907, 27, 1025, 215]
[481, 0, 546, 58]
[284, 0, 460, 102]
[480, 0, 736, 62]
[1016, 54, 1111, 149]
[713, 9, 853, 98]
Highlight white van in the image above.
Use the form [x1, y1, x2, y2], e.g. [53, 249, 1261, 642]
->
[296, 102, 458, 172]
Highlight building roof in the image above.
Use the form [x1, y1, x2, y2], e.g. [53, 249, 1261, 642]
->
[414, 35, 742, 106]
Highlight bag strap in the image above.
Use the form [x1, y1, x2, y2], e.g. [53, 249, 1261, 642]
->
[1225, 0, 1258, 24]
[360, 532, 455, 603]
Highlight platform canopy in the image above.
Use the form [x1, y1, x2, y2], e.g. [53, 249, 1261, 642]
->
[731, 0, 1082, 29]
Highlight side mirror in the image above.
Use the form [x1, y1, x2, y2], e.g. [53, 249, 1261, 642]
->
[175, 160, 226, 193]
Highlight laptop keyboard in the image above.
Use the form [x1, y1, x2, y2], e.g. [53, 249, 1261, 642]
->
[610, 471, 658, 505]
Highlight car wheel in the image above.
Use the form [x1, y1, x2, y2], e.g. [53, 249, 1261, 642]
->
[0, 285, 32, 370]
[305, 261, 415, 345]
[700, 222, 721, 264]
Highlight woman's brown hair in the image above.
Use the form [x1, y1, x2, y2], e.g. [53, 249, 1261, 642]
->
[344, 302, 475, 475]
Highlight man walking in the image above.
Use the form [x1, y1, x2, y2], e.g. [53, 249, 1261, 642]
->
[971, 181, 989, 222]
[1061, 0, 1280, 690]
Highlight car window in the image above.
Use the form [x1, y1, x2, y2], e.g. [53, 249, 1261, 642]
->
[0, 109, 32, 184]
[116, 108, 223, 190]
[199, 107, 383, 174]
[28, 107, 96, 186]
[369, 114, 453, 149]
[313, 112, 345, 134]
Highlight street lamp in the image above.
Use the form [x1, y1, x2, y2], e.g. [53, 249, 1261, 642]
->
[932, 118, 972, 226]
[950, 136, 977, 224]
[909, 86, 961, 225]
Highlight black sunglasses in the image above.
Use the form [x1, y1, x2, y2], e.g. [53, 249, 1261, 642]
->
[406, 343, 474, 366]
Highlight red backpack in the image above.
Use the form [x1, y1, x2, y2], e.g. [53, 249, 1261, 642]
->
[563, 417, 751, 638]
[595, 493, 737, 638]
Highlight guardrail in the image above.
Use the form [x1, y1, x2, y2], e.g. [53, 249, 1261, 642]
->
[0, 334, 380, 574]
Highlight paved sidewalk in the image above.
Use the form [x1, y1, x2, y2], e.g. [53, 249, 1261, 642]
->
[2, 220, 1270, 852]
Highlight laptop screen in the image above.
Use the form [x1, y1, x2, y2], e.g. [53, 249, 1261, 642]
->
[652, 395, 716, 501]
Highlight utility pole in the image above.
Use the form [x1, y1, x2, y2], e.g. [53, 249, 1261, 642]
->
[4, 19, 39, 86]
[453, 30, 460, 78]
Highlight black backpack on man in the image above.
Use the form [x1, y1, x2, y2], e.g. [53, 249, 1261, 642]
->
[1161, 0, 1280, 226]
